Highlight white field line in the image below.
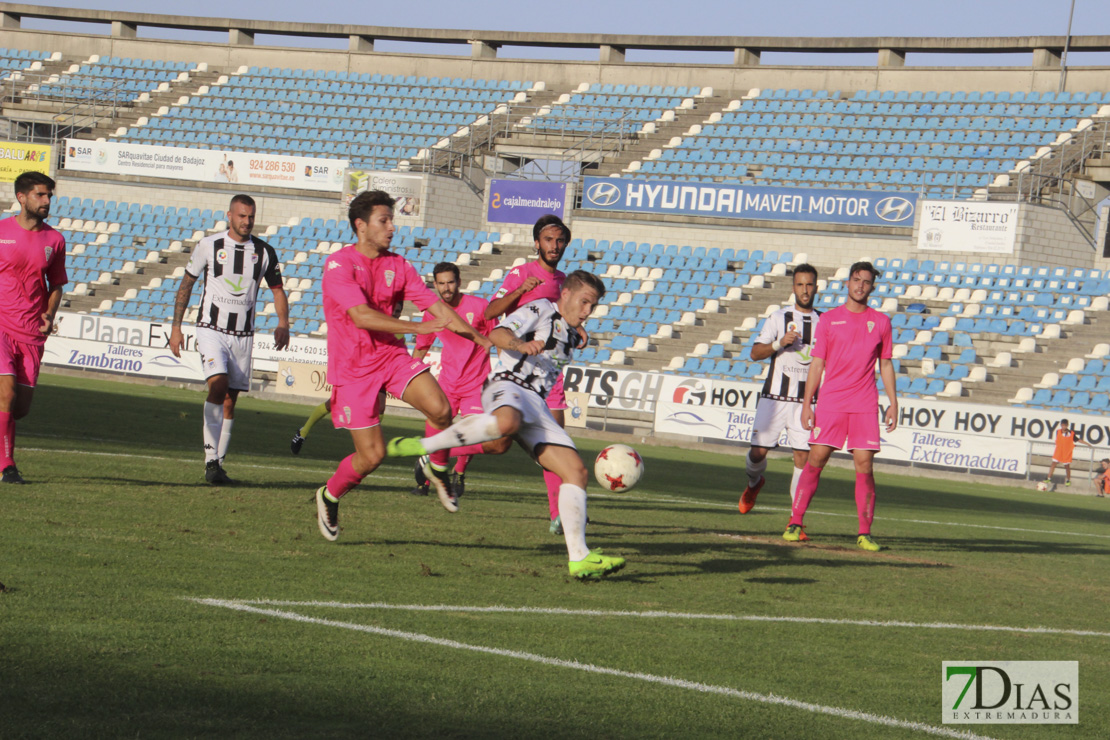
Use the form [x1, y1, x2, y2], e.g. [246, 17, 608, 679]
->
[190, 597, 999, 740]
[24, 446, 1110, 541]
[211, 600, 1110, 639]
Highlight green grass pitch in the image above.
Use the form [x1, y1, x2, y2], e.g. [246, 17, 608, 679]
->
[1, 373, 1107, 739]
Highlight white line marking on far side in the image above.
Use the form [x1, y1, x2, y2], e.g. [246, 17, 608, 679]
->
[216, 599, 1110, 639]
[190, 598, 999, 740]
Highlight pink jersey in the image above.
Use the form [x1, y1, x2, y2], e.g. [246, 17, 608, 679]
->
[493, 261, 565, 313]
[322, 245, 437, 386]
[414, 292, 494, 396]
[0, 217, 67, 345]
[811, 304, 892, 414]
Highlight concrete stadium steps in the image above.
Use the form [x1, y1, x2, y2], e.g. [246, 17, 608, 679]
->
[592, 93, 733, 177]
[92, 69, 226, 140]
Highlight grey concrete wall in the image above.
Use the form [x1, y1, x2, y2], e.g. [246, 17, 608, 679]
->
[422, 173, 484, 232]
[1015, 203, 1102, 269]
[5, 28, 1110, 96]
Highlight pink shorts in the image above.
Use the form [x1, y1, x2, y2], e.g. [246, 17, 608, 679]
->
[0, 331, 44, 387]
[330, 351, 429, 430]
[545, 372, 567, 411]
[446, 388, 484, 417]
[809, 410, 881, 451]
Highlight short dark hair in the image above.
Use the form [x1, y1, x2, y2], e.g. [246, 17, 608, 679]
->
[793, 263, 817, 280]
[433, 262, 460, 281]
[562, 269, 605, 299]
[1101, 458, 1109, 464]
[849, 261, 880, 281]
[533, 214, 570, 243]
[1060, 419, 1069, 427]
[14, 171, 54, 195]
[348, 190, 395, 234]
[230, 194, 255, 209]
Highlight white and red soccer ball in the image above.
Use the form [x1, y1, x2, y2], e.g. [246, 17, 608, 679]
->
[594, 444, 644, 492]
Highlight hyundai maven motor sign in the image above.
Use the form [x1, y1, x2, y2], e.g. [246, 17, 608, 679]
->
[581, 176, 917, 228]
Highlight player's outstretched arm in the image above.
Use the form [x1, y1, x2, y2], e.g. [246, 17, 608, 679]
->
[484, 276, 542, 320]
[879, 357, 898, 432]
[427, 300, 493, 350]
[169, 272, 198, 357]
[269, 285, 291, 350]
[347, 303, 448, 335]
[489, 327, 543, 356]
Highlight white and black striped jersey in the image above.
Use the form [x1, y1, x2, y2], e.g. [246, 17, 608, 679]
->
[755, 306, 821, 402]
[488, 298, 582, 398]
[186, 231, 282, 336]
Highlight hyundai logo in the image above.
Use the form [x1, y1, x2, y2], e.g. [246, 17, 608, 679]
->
[875, 196, 914, 223]
[585, 182, 622, 207]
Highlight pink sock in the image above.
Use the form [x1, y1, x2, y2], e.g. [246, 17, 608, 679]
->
[453, 454, 472, 474]
[543, 469, 562, 520]
[0, 411, 13, 469]
[450, 442, 486, 457]
[425, 422, 450, 468]
[855, 473, 876, 535]
[326, 454, 365, 499]
[789, 463, 823, 526]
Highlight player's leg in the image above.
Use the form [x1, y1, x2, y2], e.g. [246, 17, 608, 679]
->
[739, 445, 769, 513]
[217, 388, 240, 472]
[529, 427, 624, 579]
[0, 374, 23, 482]
[846, 413, 882, 551]
[541, 377, 569, 528]
[1064, 463, 1071, 486]
[291, 399, 331, 454]
[791, 448, 809, 504]
[401, 371, 466, 510]
[785, 442, 833, 540]
[1046, 460, 1058, 485]
[315, 382, 387, 541]
[0, 338, 42, 483]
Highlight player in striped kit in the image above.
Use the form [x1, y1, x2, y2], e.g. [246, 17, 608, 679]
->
[170, 194, 289, 484]
[738, 264, 820, 517]
[386, 271, 626, 579]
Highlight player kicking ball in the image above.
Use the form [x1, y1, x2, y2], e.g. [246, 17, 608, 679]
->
[784, 261, 897, 551]
[386, 271, 626, 579]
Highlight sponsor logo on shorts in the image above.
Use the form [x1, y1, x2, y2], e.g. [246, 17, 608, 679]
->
[867, 439, 879, 445]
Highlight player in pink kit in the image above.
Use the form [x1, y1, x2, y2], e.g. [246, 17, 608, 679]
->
[0, 172, 66, 484]
[785, 261, 898, 551]
[485, 214, 572, 534]
[411, 262, 510, 497]
[314, 190, 491, 541]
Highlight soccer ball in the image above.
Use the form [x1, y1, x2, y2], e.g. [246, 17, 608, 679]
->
[594, 444, 644, 492]
[1036, 481, 1048, 492]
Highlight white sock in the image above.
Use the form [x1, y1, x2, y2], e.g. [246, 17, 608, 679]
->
[559, 484, 590, 561]
[218, 418, 234, 463]
[790, 466, 804, 505]
[203, 402, 223, 463]
[422, 413, 500, 453]
[746, 450, 767, 485]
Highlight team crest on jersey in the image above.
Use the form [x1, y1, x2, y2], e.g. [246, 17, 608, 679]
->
[250, 251, 258, 263]
[384, 270, 395, 287]
[216, 249, 229, 264]
[867, 321, 875, 333]
[44, 245, 54, 261]
[465, 312, 474, 324]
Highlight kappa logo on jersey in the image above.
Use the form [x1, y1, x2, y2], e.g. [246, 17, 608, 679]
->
[832, 321, 846, 325]
[867, 321, 875, 333]
[327, 260, 341, 270]
[216, 249, 229, 264]
[384, 270, 395, 287]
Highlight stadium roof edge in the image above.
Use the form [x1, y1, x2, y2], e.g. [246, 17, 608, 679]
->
[6, 3, 1110, 54]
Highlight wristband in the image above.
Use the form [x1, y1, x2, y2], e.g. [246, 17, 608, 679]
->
[771, 339, 782, 352]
